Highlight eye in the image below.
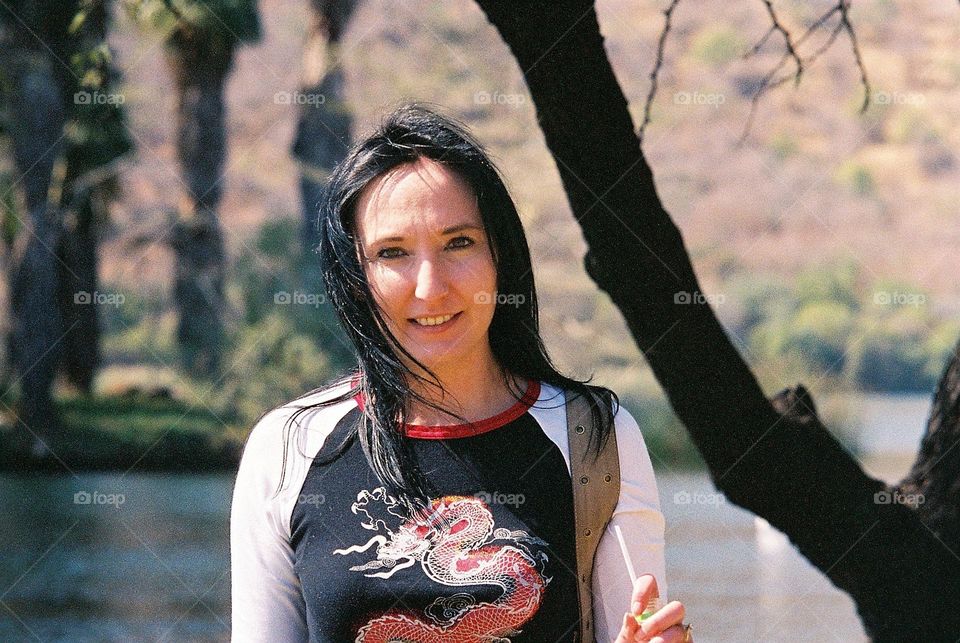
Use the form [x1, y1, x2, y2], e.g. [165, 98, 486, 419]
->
[376, 246, 407, 259]
[447, 236, 475, 249]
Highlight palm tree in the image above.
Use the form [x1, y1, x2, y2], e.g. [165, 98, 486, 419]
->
[126, 0, 260, 376]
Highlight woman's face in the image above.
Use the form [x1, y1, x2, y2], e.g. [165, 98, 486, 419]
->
[354, 157, 499, 375]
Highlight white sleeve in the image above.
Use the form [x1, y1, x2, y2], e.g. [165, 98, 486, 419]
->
[592, 403, 668, 643]
[230, 408, 308, 642]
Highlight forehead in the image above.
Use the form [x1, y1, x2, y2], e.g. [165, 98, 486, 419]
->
[354, 158, 482, 242]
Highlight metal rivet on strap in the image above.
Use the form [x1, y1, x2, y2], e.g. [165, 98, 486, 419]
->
[584, 528, 592, 537]
[575, 424, 585, 434]
[604, 473, 612, 482]
[581, 574, 588, 582]
[580, 476, 588, 485]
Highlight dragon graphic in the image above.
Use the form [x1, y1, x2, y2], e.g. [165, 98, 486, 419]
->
[333, 487, 551, 642]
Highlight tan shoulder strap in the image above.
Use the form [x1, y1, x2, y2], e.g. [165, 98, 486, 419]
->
[566, 388, 620, 643]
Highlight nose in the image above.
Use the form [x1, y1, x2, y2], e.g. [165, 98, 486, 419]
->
[413, 257, 449, 301]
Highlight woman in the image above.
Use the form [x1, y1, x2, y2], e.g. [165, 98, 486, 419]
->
[231, 104, 692, 642]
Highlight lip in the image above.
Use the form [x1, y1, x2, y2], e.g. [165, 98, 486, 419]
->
[407, 311, 462, 331]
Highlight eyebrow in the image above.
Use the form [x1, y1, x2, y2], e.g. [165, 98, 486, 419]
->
[368, 223, 484, 245]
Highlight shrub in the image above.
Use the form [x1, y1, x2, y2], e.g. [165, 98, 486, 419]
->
[212, 313, 334, 428]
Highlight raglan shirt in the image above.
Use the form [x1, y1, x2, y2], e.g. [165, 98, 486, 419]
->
[230, 380, 667, 643]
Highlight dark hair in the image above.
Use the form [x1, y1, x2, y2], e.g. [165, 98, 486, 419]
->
[277, 103, 617, 513]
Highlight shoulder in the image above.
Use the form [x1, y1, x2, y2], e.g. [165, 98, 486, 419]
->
[241, 379, 358, 456]
[234, 379, 359, 514]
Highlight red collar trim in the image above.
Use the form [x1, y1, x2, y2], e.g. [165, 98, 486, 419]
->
[351, 377, 541, 439]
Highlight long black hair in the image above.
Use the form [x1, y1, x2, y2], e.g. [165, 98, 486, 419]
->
[276, 103, 618, 514]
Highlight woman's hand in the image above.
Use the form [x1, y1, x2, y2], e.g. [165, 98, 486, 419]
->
[613, 574, 691, 643]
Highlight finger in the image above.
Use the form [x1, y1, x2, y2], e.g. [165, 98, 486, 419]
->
[630, 573, 659, 615]
[648, 623, 690, 643]
[615, 611, 641, 643]
[637, 600, 685, 639]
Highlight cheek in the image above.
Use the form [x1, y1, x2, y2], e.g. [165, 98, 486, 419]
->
[458, 259, 498, 317]
[364, 266, 408, 318]
[459, 253, 497, 292]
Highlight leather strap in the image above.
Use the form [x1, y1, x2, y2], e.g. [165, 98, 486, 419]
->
[567, 388, 620, 643]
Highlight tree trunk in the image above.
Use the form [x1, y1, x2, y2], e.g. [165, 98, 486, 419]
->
[472, 0, 960, 639]
[164, 27, 235, 376]
[55, 0, 118, 395]
[292, 0, 357, 255]
[290, 0, 359, 371]
[3, 49, 68, 449]
[57, 190, 100, 393]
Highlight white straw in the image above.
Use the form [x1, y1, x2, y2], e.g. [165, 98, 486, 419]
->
[613, 524, 638, 585]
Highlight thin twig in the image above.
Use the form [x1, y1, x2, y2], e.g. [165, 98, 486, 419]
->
[839, 0, 871, 112]
[760, 0, 803, 85]
[739, 0, 870, 143]
[639, 0, 681, 146]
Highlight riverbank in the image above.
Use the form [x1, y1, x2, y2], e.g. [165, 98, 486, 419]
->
[0, 389, 712, 474]
[0, 392, 243, 473]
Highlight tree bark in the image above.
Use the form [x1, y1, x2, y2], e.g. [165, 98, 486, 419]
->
[1, 1, 80, 448]
[290, 0, 359, 371]
[3, 49, 68, 448]
[57, 190, 100, 393]
[473, 0, 960, 639]
[291, 0, 357, 255]
[55, 0, 118, 394]
[164, 27, 235, 376]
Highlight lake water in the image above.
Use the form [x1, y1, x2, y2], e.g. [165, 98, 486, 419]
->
[0, 394, 933, 641]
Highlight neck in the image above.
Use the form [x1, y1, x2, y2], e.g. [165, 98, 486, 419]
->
[404, 355, 525, 426]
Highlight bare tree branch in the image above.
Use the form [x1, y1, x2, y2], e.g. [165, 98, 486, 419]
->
[638, 0, 681, 145]
[739, 0, 870, 142]
[640, 0, 871, 145]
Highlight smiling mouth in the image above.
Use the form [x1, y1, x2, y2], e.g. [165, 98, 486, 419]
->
[410, 312, 461, 327]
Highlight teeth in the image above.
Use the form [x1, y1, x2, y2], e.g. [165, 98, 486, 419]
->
[414, 314, 455, 326]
